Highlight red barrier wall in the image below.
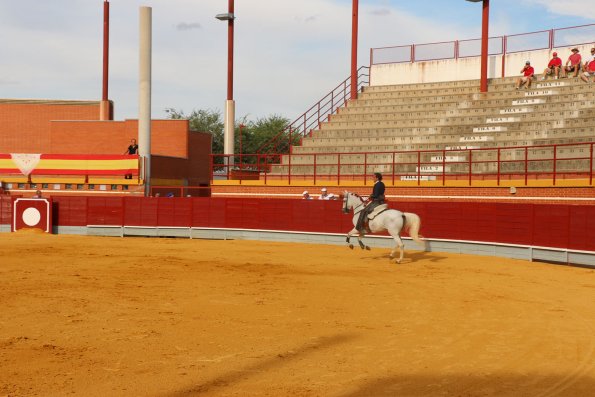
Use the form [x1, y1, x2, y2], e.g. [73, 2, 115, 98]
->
[3, 196, 595, 252]
[0, 195, 13, 225]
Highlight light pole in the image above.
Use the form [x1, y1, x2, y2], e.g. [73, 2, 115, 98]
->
[350, 0, 359, 100]
[466, 0, 489, 93]
[216, 0, 235, 169]
[100, 0, 110, 120]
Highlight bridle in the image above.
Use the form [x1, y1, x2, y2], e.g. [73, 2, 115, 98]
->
[342, 192, 366, 215]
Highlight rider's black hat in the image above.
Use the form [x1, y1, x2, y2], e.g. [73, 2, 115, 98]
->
[374, 172, 383, 180]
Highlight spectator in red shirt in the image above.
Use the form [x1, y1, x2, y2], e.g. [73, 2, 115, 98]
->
[540, 52, 562, 80]
[563, 48, 582, 78]
[516, 61, 535, 90]
[580, 48, 595, 83]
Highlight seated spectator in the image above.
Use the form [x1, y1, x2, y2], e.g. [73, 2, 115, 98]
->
[540, 52, 562, 80]
[563, 48, 582, 78]
[319, 187, 331, 200]
[302, 190, 312, 200]
[32, 190, 43, 199]
[516, 61, 534, 90]
[580, 48, 595, 84]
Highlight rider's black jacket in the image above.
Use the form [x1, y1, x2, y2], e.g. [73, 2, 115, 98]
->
[370, 181, 385, 202]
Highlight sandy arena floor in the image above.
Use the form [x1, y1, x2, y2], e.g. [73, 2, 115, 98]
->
[1, 231, 595, 397]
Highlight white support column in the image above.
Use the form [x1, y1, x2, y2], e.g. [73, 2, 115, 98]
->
[224, 99, 235, 169]
[139, 6, 152, 196]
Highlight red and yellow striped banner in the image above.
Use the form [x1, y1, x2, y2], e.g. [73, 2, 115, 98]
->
[0, 154, 139, 176]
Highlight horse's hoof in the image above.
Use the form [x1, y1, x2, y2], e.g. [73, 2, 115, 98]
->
[396, 259, 401, 264]
[365, 246, 371, 251]
[349, 244, 354, 250]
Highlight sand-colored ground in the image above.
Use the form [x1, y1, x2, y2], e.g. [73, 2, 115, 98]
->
[1, 231, 594, 397]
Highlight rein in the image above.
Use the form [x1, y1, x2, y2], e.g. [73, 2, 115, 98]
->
[345, 193, 366, 215]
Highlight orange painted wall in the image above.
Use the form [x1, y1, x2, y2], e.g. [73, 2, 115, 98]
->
[0, 100, 212, 187]
[0, 100, 101, 152]
[49, 119, 189, 157]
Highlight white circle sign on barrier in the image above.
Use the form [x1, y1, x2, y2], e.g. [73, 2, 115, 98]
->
[22, 207, 42, 227]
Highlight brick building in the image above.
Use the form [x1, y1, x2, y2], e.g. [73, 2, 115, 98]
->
[0, 99, 211, 195]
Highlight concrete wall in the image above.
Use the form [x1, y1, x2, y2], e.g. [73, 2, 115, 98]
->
[370, 45, 594, 86]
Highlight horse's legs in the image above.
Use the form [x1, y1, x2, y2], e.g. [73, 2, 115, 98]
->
[346, 228, 369, 250]
[358, 235, 369, 250]
[346, 228, 359, 249]
[390, 234, 405, 263]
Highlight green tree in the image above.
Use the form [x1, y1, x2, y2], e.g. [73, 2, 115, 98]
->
[166, 108, 300, 169]
[236, 114, 293, 154]
[165, 108, 224, 154]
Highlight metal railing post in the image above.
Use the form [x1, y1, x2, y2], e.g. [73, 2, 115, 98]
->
[468, 150, 473, 186]
[313, 154, 317, 185]
[417, 151, 421, 186]
[442, 149, 446, 186]
[288, 151, 292, 185]
[303, 114, 306, 137]
[264, 155, 268, 185]
[497, 148, 501, 186]
[502, 36, 507, 78]
[553, 144, 557, 186]
[549, 29, 553, 49]
[337, 153, 341, 185]
[525, 146, 529, 186]
[317, 102, 321, 125]
[391, 152, 396, 185]
[590, 143, 594, 185]
[364, 153, 368, 185]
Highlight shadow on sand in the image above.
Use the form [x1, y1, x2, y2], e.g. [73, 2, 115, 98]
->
[338, 372, 595, 397]
[162, 333, 359, 397]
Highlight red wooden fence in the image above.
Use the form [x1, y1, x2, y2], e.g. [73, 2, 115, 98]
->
[1, 195, 594, 252]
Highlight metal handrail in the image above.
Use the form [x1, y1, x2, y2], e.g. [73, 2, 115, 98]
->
[371, 22, 595, 65]
[212, 141, 595, 187]
[256, 66, 369, 155]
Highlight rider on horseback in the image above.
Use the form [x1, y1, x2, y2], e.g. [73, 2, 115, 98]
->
[356, 172, 386, 233]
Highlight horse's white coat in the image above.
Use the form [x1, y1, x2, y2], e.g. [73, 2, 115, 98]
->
[342, 191, 426, 263]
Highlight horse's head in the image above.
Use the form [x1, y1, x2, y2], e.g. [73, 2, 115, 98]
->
[342, 191, 350, 214]
[342, 191, 364, 214]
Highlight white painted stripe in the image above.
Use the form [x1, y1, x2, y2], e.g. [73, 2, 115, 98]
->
[473, 126, 507, 132]
[500, 107, 532, 114]
[525, 90, 556, 96]
[512, 98, 545, 105]
[211, 192, 595, 202]
[486, 117, 519, 123]
[459, 136, 493, 142]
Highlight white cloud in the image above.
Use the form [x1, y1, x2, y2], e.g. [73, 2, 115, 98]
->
[0, 0, 593, 123]
[523, 0, 595, 19]
[176, 22, 201, 31]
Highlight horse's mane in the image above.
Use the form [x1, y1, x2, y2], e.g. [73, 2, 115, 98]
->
[348, 192, 365, 201]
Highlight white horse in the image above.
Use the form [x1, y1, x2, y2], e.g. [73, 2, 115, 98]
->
[342, 191, 426, 263]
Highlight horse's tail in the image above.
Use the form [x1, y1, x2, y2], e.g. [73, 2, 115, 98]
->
[404, 212, 426, 248]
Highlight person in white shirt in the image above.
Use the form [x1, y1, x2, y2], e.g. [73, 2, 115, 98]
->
[302, 190, 312, 200]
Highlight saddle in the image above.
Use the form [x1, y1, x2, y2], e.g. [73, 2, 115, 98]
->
[367, 203, 388, 220]
[358, 203, 389, 234]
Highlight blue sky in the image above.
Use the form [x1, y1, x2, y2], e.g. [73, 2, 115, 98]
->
[0, 0, 593, 123]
